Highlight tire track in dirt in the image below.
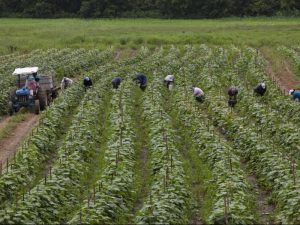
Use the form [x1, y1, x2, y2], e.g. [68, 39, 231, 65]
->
[264, 56, 300, 95]
[0, 114, 39, 165]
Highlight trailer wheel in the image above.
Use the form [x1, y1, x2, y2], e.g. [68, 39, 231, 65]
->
[35, 100, 40, 115]
[38, 90, 47, 111]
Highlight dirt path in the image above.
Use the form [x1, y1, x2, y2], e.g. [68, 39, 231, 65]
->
[265, 58, 299, 95]
[0, 114, 39, 164]
[0, 116, 11, 131]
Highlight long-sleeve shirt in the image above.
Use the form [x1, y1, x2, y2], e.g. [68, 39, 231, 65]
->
[228, 87, 238, 96]
[134, 74, 147, 86]
[292, 91, 300, 100]
[83, 77, 92, 86]
[193, 87, 204, 97]
[164, 75, 174, 82]
[61, 77, 73, 90]
[112, 77, 122, 85]
[254, 84, 266, 95]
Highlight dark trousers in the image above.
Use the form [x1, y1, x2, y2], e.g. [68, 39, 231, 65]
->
[196, 95, 205, 103]
[112, 83, 119, 89]
[164, 80, 173, 88]
[140, 85, 147, 91]
[228, 97, 237, 107]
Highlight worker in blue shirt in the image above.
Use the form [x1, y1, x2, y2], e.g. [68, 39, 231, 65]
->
[289, 89, 300, 101]
[228, 86, 238, 107]
[112, 77, 122, 89]
[254, 82, 267, 96]
[133, 73, 147, 91]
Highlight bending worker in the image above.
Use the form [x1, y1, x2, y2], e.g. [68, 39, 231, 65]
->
[254, 82, 267, 96]
[61, 77, 73, 90]
[289, 89, 300, 101]
[164, 74, 174, 89]
[228, 86, 238, 107]
[112, 77, 122, 89]
[83, 77, 93, 90]
[133, 73, 147, 91]
[192, 86, 205, 102]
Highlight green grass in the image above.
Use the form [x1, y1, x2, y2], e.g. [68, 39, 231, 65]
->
[0, 18, 300, 54]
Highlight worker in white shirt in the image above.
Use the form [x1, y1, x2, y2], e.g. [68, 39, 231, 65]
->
[192, 86, 205, 102]
[164, 74, 174, 89]
[61, 77, 73, 90]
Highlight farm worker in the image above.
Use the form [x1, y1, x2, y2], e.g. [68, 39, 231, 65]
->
[289, 89, 300, 101]
[112, 77, 122, 89]
[133, 73, 147, 91]
[25, 75, 38, 96]
[83, 77, 93, 89]
[254, 82, 267, 96]
[164, 74, 174, 89]
[33, 72, 40, 83]
[192, 87, 205, 102]
[60, 77, 73, 90]
[228, 86, 238, 107]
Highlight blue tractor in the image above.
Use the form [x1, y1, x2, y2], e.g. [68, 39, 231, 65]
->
[9, 67, 59, 115]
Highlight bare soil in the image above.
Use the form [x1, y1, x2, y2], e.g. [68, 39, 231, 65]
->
[0, 114, 39, 165]
[265, 59, 300, 95]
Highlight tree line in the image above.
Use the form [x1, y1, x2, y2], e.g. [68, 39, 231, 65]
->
[0, 0, 299, 18]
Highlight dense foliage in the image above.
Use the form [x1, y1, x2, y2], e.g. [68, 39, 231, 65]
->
[0, 0, 299, 18]
[0, 46, 299, 224]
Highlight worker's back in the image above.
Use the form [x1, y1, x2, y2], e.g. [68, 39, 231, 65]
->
[293, 90, 300, 100]
[112, 77, 122, 89]
[134, 74, 147, 91]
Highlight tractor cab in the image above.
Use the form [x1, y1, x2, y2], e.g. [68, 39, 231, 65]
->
[9, 67, 58, 115]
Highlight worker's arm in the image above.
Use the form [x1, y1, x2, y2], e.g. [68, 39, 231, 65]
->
[60, 80, 65, 90]
[67, 78, 73, 84]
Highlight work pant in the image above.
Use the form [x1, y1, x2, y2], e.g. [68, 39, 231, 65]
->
[228, 97, 237, 107]
[140, 84, 147, 91]
[196, 95, 205, 103]
[112, 83, 119, 89]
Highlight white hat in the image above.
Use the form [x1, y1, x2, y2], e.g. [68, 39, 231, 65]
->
[289, 89, 295, 95]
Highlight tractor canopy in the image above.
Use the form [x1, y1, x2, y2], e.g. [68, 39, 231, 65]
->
[13, 67, 38, 76]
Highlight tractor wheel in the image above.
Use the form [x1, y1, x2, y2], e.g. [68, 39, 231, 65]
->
[34, 100, 40, 115]
[37, 90, 47, 111]
[8, 101, 14, 116]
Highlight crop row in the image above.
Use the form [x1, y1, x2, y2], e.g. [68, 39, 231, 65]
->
[191, 46, 300, 224]
[0, 70, 113, 224]
[0, 48, 115, 115]
[166, 46, 256, 224]
[0, 48, 117, 208]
